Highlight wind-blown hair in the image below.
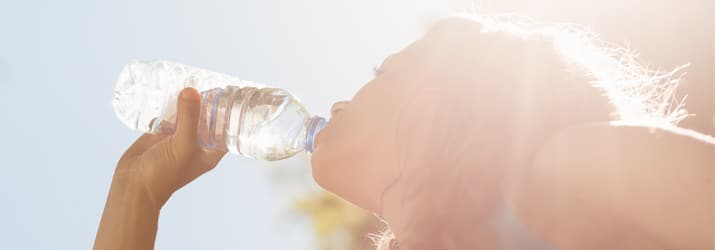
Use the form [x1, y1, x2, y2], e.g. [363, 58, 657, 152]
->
[469, 13, 688, 126]
[372, 14, 689, 250]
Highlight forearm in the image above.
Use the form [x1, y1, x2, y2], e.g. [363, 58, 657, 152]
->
[94, 177, 161, 250]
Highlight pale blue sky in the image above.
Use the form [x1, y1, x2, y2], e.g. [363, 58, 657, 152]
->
[5, 0, 710, 249]
[0, 0, 470, 249]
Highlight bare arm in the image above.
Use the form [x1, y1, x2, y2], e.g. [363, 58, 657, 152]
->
[94, 88, 226, 250]
[94, 175, 162, 250]
[510, 124, 714, 250]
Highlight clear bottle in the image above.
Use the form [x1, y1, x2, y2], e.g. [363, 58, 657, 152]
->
[113, 60, 326, 161]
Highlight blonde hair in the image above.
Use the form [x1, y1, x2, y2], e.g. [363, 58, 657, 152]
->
[372, 13, 689, 250]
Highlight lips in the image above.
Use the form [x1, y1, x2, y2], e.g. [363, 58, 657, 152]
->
[314, 126, 327, 147]
[313, 121, 330, 148]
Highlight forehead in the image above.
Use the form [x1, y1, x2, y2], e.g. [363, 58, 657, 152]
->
[378, 39, 424, 71]
[361, 21, 487, 100]
[380, 21, 481, 73]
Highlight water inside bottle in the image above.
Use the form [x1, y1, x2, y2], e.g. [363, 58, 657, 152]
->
[228, 87, 313, 161]
[152, 87, 313, 161]
[114, 60, 323, 161]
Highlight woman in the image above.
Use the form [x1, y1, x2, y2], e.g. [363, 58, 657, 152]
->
[95, 16, 714, 249]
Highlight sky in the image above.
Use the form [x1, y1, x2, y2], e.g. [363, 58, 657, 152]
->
[0, 0, 469, 249]
[3, 0, 710, 249]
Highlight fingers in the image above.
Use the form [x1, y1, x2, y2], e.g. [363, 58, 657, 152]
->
[198, 149, 227, 171]
[173, 87, 202, 155]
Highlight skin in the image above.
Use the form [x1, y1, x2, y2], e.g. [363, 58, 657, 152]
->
[96, 19, 713, 250]
[509, 124, 714, 250]
[94, 88, 225, 250]
[311, 19, 714, 249]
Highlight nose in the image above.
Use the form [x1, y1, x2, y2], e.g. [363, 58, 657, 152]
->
[330, 101, 349, 117]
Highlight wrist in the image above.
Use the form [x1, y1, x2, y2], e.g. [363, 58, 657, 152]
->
[95, 174, 162, 250]
[110, 170, 169, 212]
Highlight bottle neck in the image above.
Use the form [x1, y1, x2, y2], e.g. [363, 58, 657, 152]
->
[196, 86, 323, 159]
[304, 116, 327, 153]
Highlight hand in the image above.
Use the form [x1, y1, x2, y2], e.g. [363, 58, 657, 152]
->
[95, 88, 225, 250]
[114, 87, 226, 209]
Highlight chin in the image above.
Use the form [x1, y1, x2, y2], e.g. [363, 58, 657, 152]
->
[309, 146, 323, 168]
[309, 146, 331, 187]
[309, 147, 345, 193]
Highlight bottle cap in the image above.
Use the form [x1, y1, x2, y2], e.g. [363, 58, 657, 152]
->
[305, 116, 327, 153]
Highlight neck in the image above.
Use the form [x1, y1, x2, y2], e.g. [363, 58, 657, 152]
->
[379, 180, 409, 249]
[378, 159, 515, 250]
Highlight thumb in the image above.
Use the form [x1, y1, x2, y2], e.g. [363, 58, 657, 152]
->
[173, 87, 202, 154]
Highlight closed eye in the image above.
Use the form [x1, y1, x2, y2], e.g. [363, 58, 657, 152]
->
[372, 64, 384, 77]
[331, 101, 350, 117]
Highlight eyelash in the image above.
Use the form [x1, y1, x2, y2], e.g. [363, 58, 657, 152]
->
[372, 64, 384, 76]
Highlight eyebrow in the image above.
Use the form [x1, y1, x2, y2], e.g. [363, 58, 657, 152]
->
[373, 52, 401, 76]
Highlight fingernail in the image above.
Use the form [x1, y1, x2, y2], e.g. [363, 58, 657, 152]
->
[181, 88, 199, 101]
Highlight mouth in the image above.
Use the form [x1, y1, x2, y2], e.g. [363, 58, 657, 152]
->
[314, 126, 327, 148]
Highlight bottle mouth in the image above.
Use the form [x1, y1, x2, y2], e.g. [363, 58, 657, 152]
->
[305, 116, 327, 153]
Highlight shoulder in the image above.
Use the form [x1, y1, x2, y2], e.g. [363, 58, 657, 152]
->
[537, 122, 713, 161]
[531, 123, 713, 191]
[519, 122, 713, 249]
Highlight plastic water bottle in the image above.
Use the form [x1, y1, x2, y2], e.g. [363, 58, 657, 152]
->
[113, 60, 326, 161]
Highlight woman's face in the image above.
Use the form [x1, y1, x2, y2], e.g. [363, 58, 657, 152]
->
[310, 40, 427, 213]
[310, 18, 613, 213]
[309, 20, 544, 213]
